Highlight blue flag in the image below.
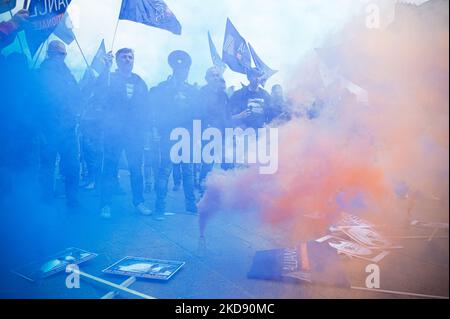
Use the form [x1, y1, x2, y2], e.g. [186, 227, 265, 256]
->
[80, 39, 107, 88]
[119, 0, 181, 35]
[25, 0, 72, 56]
[222, 18, 251, 74]
[248, 43, 277, 83]
[79, 67, 95, 90]
[90, 39, 106, 75]
[0, 0, 16, 14]
[53, 12, 75, 45]
[208, 31, 226, 73]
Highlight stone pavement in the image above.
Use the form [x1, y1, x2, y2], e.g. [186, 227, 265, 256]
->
[0, 170, 448, 299]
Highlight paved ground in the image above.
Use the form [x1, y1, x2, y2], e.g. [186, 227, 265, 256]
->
[0, 170, 448, 299]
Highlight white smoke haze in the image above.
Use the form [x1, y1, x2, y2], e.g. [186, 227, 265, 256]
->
[0, 0, 411, 87]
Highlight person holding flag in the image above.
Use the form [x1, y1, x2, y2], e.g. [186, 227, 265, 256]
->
[36, 40, 80, 208]
[95, 48, 151, 219]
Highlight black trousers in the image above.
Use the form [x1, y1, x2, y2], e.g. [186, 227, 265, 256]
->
[79, 120, 103, 184]
[155, 136, 196, 214]
[39, 129, 79, 203]
[101, 132, 145, 207]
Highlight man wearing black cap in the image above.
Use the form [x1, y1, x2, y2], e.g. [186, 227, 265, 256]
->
[229, 68, 272, 129]
[36, 40, 80, 208]
[96, 48, 151, 219]
[150, 50, 200, 219]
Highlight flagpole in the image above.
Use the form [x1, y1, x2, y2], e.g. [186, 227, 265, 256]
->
[111, 0, 128, 52]
[32, 41, 46, 69]
[111, 18, 120, 52]
[73, 34, 90, 69]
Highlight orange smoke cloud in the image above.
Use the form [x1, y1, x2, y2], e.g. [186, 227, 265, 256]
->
[199, 1, 449, 243]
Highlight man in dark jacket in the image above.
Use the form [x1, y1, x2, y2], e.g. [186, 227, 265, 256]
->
[150, 50, 200, 219]
[37, 40, 80, 208]
[96, 48, 151, 219]
[229, 68, 271, 129]
[198, 67, 230, 189]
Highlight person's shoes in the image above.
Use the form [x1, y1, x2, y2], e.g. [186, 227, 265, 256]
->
[172, 184, 181, 191]
[136, 203, 152, 216]
[100, 205, 111, 219]
[84, 182, 95, 190]
[186, 205, 198, 216]
[153, 213, 165, 221]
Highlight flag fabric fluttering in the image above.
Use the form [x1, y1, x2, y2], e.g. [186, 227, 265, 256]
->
[0, 0, 16, 14]
[208, 31, 226, 74]
[79, 67, 95, 89]
[119, 0, 181, 35]
[90, 39, 106, 75]
[79, 39, 106, 88]
[248, 43, 278, 84]
[25, 0, 72, 57]
[315, 47, 369, 104]
[53, 12, 75, 45]
[222, 18, 251, 74]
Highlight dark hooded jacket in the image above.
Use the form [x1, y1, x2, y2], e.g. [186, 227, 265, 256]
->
[37, 58, 80, 136]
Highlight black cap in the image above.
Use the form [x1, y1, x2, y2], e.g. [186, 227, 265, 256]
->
[168, 50, 192, 69]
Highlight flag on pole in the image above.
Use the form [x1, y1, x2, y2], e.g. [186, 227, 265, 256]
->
[53, 12, 75, 45]
[25, 0, 72, 57]
[90, 39, 106, 74]
[208, 31, 226, 73]
[222, 18, 251, 74]
[248, 43, 277, 83]
[79, 39, 106, 88]
[119, 0, 182, 35]
[0, 0, 16, 14]
[79, 67, 95, 89]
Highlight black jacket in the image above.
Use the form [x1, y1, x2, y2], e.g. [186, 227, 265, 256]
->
[199, 84, 230, 131]
[95, 71, 149, 137]
[37, 59, 80, 135]
[229, 86, 271, 129]
[150, 78, 200, 137]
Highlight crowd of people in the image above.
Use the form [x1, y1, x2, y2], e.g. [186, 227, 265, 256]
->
[1, 10, 299, 220]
